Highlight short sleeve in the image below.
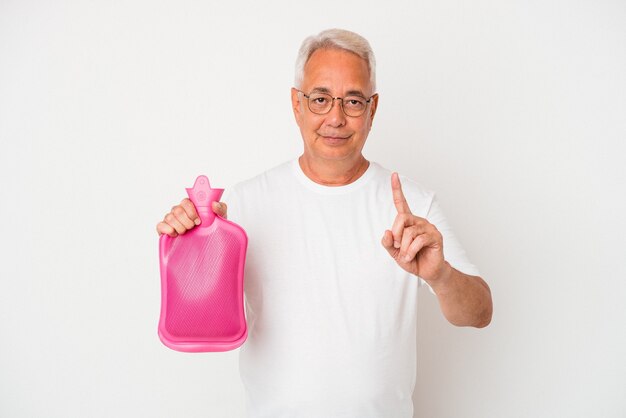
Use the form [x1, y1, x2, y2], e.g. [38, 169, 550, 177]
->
[221, 186, 240, 224]
[426, 195, 481, 278]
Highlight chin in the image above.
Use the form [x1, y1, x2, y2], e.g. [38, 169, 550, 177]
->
[302, 134, 364, 162]
[314, 147, 360, 162]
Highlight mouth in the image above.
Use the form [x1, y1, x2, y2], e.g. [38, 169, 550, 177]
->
[318, 134, 351, 145]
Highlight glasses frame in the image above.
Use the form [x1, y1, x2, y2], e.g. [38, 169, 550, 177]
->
[296, 89, 377, 118]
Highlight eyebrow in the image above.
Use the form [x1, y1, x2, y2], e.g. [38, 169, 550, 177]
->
[309, 87, 367, 98]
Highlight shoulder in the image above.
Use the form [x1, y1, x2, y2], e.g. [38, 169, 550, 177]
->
[225, 159, 295, 202]
[369, 161, 435, 218]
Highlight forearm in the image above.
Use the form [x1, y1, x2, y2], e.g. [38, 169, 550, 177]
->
[427, 262, 493, 328]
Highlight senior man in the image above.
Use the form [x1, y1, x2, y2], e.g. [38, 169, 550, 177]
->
[157, 28, 492, 418]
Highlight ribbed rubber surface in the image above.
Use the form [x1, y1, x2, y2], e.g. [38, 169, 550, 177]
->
[164, 227, 242, 340]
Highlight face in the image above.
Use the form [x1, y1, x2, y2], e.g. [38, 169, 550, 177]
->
[291, 48, 378, 164]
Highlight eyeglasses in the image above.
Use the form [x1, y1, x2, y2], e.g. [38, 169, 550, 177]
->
[296, 89, 376, 117]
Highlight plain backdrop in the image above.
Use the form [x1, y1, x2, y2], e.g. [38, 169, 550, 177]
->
[1, 1, 625, 417]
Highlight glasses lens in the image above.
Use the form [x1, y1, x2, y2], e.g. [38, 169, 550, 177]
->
[307, 93, 332, 114]
[305, 92, 370, 116]
[343, 96, 367, 117]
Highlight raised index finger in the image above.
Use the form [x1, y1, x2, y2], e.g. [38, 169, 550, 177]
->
[391, 172, 412, 214]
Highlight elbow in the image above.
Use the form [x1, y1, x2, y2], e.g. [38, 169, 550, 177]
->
[449, 309, 491, 328]
[461, 289, 493, 328]
[474, 292, 493, 328]
[475, 308, 492, 328]
[441, 274, 493, 328]
[450, 306, 491, 328]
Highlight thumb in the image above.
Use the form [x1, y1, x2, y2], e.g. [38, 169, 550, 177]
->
[212, 201, 228, 219]
[381, 229, 397, 257]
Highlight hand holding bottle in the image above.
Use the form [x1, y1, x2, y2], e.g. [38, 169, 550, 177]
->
[156, 198, 228, 237]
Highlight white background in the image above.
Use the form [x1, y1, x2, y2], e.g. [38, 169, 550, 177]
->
[1, 1, 625, 417]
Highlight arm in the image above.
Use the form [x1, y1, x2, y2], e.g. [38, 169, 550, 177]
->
[428, 262, 492, 328]
[381, 172, 492, 328]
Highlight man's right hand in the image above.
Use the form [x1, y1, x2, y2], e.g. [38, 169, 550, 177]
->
[156, 198, 228, 237]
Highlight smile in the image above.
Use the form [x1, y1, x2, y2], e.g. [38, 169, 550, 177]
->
[319, 132, 351, 139]
[320, 135, 350, 145]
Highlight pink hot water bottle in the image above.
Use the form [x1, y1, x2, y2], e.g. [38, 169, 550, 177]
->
[158, 175, 248, 352]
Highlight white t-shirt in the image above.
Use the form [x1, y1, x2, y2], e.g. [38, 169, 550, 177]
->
[225, 159, 479, 418]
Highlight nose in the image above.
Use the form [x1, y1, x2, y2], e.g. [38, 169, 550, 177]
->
[324, 98, 347, 128]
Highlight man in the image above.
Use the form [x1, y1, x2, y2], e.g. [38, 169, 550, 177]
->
[157, 28, 492, 418]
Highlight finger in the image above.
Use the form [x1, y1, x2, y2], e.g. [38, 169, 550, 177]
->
[171, 206, 196, 230]
[391, 213, 424, 249]
[180, 198, 201, 225]
[381, 229, 394, 250]
[212, 201, 228, 219]
[391, 172, 412, 214]
[381, 230, 397, 256]
[404, 230, 440, 262]
[156, 221, 178, 237]
[164, 213, 187, 234]
[399, 226, 421, 261]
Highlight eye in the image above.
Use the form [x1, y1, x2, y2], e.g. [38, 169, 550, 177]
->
[307, 93, 332, 113]
[344, 97, 365, 109]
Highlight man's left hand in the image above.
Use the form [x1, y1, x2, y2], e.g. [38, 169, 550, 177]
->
[381, 173, 449, 284]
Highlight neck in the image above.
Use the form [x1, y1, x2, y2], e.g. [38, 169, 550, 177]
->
[298, 154, 370, 186]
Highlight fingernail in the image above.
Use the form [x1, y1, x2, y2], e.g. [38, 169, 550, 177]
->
[194, 218, 201, 225]
[404, 255, 412, 262]
[394, 241, 400, 249]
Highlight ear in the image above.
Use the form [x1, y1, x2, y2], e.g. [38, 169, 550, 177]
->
[368, 93, 379, 127]
[291, 87, 303, 124]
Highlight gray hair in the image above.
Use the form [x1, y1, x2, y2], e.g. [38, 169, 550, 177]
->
[294, 28, 377, 92]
